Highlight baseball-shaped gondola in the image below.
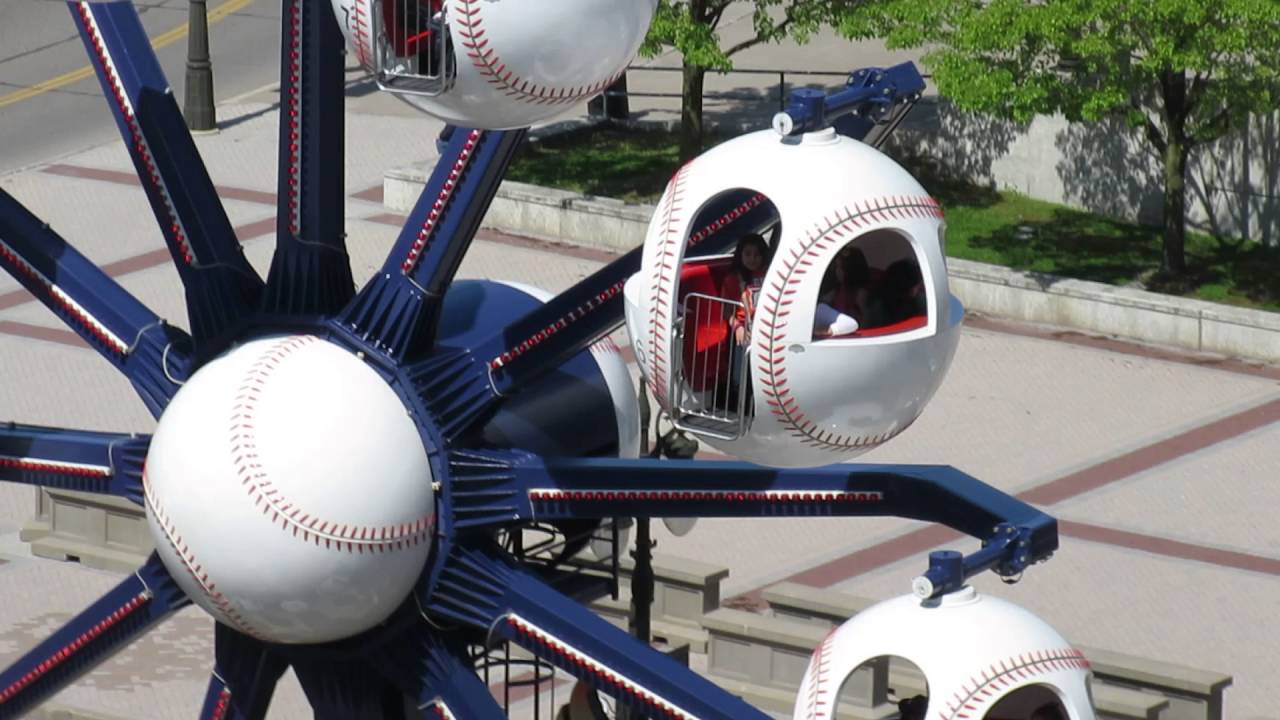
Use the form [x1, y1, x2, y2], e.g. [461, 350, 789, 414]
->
[331, 0, 656, 128]
[793, 586, 1095, 720]
[625, 128, 963, 467]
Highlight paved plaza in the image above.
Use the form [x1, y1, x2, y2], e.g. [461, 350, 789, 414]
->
[1, 8, 1278, 719]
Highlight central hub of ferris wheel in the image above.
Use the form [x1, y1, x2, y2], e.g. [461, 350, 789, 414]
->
[143, 334, 436, 644]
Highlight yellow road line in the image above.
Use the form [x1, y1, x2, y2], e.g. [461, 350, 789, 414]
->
[0, 0, 257, 110]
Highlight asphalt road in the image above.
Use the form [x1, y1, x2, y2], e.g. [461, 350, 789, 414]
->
[0, 0, 282, 175]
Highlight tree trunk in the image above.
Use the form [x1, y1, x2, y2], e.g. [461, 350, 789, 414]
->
[1161, 138, 1189, 276]
[679, 62, 706, 163]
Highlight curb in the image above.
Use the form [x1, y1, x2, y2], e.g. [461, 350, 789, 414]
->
[383, 168, 1280, 367]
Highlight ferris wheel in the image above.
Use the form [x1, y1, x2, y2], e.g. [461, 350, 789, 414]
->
[0, 1, 1088, 718]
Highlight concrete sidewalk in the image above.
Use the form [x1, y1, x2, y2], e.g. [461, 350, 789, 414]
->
[1, 48, 1278, 720]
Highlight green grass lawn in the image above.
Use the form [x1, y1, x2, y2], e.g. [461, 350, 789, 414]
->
[507, 125, 1280, 311]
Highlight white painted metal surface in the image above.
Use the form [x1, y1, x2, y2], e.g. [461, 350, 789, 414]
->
[793, 586, 1096, 720]
[628, 128, 963, 467]
[144, 335, 435, 644]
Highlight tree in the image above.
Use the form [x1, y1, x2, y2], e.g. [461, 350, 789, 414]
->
[641, 1, 864, 162]
[852, 0, 1280, 276]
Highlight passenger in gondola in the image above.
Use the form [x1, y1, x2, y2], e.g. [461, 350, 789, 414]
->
[813, 246, 870, 338]
[720, 233, 771, 408]
[822, 245, 872, 320]
[864, 258, 926, 328]
[720, 233, 771, 346]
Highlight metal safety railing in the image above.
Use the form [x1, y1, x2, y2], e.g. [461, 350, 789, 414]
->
[594, 65, 933, 114]
[670, 293, 751, 441]
[373, 0, 455, 96]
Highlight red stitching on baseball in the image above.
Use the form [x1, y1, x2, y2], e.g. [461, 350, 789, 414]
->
[74, 2, 195, 265]
[939, 647, 1089, 719]
[144, 468, 266, 640]
[350, 0, 374, 68]
[453, 0, 620, 106]
[401, 129, 482, 274]
[230, 336, 436, 552]
[0, 240, 130, 355]
[755, 196, 943, 451]
[645, 164, 690, 402]
[804, 627, 839, 720]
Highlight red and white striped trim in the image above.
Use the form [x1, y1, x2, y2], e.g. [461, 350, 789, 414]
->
[401, 129, 482, 274]
[755, 196, 943, 452]
[0, 239, 129, 354]
[0, 454, 111, 478]
[143, 468, 266, 639]
[207, 687, 232, 720]
[453, 0, 621, 106]
[73, 2, 197, 265]
[803, 627, 839, 720]
[230, 336, 436, 553]
[0, 590, 151, 704]
[425, 700, 457, 719]
[939, 647, 1090, 719]
[283, 0, 304, 236]
[645, 165, 690, 403]
[528, 489, 883, 503]
[688, 192, 767, 248]
[488, 279, 627, 370]
[505, 614, 697, 719]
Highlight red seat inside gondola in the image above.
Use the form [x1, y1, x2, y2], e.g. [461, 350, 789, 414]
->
[845, 313, 928, 338]
[676, 258, 735, 392]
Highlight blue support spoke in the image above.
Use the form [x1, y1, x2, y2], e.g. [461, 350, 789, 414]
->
[199, 624, 287, 720]
[68, 0, 263, 348]
[291, 657, 406, 720]
[442, 451, 1057, 592]
[0, 424, 147, 504]
[0, 189, 190, 415]
[370, 623, 506, 719]
[410, 190, 774, 441]
[424, 545, 770, 720]
[338, 128, 526, 362]
[0, 554, 189, 720]
[264, 0, 354, 316]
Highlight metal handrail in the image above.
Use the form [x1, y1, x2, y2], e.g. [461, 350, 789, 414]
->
[670, 292, 751, 441]
[602, 64, 932, 113]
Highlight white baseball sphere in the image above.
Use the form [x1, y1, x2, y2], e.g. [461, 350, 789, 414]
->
[792, 587, 1096, 720]
[144, 335, 435, 644]
[333, 0, 657, 129]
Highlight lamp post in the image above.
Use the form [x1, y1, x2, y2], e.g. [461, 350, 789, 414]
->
[184, 0, 217, 132]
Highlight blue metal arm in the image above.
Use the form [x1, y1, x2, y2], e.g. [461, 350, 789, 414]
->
[198, 624, 287, 720]
[0, 423, 148, 504]
[68, 1, 263, 349]
[370, 624, 507, 719]
[262, 0, 355, 317]
[0, 190, 189, 416]
[338, 128, 527, 362]
[408, 188, 778, 441]
[0, 554, 189, 720]
[772, 62, 925, 139]
[444, 452, 1057, 598]
[424, 544, 773, 720]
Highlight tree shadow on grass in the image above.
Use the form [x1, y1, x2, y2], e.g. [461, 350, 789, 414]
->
[965, 207, 1161, 288]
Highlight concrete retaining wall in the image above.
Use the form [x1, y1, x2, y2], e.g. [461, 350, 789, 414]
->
[383, 170, 1280, 365]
